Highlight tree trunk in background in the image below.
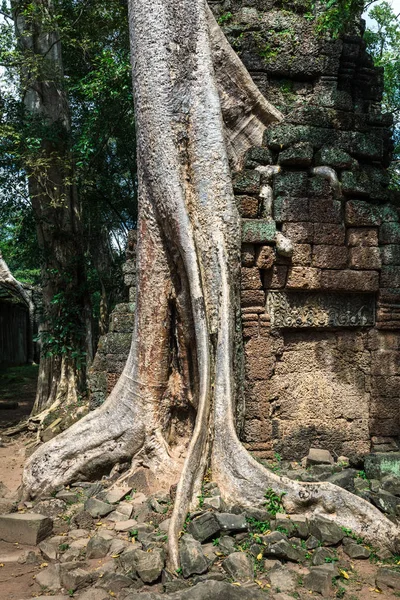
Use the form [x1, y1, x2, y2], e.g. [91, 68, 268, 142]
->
[12, 0, 93, 416]
[23, 0, 400, 568]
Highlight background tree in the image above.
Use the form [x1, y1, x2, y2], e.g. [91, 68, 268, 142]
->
[364, 0, 400, 188]
[0, 0, 137, 414]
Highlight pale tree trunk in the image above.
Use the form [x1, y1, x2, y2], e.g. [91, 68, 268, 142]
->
[12, 0, 93, 417]
[23, 0, 400, 568]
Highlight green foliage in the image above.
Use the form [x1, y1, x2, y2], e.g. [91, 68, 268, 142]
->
[59, 543, 70, 551]
[365, 1, 400, 189]
[357, 470, 368, 480]
[315, 1, 364, 38]
[212, 537, 220, 546]
[336, 587, 346, 599]
[218, 12, 233, 25]
[247, 516, 271, 534]
[264, 488, 286, 516]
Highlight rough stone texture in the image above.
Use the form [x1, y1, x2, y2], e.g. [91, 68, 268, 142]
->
[179, 535, 209, 579]
[0, 513, 52, 545]
[222, 552, 254, 582]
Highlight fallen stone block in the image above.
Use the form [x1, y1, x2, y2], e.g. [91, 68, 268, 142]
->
[306, 448, 334, 467]
[0, 513, 52, 545]
[180, 534, 209, 578]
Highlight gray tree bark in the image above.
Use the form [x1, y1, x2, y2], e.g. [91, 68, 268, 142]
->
[12, 0, 93, 416]
[23, 0, 400, 570]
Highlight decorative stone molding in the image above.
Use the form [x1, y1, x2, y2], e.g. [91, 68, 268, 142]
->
[266, 291, 375, 329]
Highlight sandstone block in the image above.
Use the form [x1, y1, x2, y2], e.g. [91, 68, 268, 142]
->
[349, 247, 381, 269]
[241, 244, 255, 267]
[84, 498, 113, 518]
[376, 567, 400, 591]
[309, 515, 344, 545]
[241, 267, 262, 290]
[233, 170, 261, 195]
[292, 244, 311, 266]
[222, 552, 254, 582]
[320, 269, 379, 292]
[345, 200, 382, 226]
[241, 289, 265, 307]
[278, 142, 313, 167]
[187, 512, 219, 543]
[315, 146, 355, 169]
[245, 146, 273, 166]
[242, 219, 276, 243]
[239, 195, 259, 218]
[179, 534, 208, 578]
[309, 199, 341, 223]
[274, 171, 308, 197]
[262, 266, 288, 289]
[347, 227, 378, 247]
[306, 448, 334, 467]
[282, 222, 313, 243]
[286, 267, 321, 290]
[381, 266, 400, 288]
[312, 245, 347, 269]
[273, 196, 309, 222]
[0, 513, 52, 545]
[314, 223, 345, 246]
[304, 566, 334, 596]
[255, 245, 275, 269]
[381, 245, 400, 265]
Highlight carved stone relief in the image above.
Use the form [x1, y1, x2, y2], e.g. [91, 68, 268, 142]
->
[266, 291, 375, 329]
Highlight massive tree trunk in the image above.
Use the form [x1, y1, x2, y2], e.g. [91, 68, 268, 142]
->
[23, 0, 400, 569]
[12, 0, 93, 416]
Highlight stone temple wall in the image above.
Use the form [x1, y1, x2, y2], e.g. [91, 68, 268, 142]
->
[209, 0, 400, 461]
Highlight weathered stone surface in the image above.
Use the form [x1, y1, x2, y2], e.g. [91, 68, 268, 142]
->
[239, 195, 259, 218]
[345, 200, 382, 226]
[124, 580, 267, 599]
[365, 453, 400, 480]
[33, 499, 67, 518]
[286, 267, 321, 290]
[35, 564, 61, 592]
[343, 542, 370, 559]
[304, 566, 334, 596]
[269, 566, 297, 593]
[215, 513, 247, 533]
[306, 448, 334, 466]
[0, 513, 52, 545]
[115, 518, 138, 532]
[256, 245, 275, 269]
[133, 548, 164, 583]
[349, 246, 381, 269]
[242, 219, 277, 243]
[233, 170, 261, 195]
[77, 590, 109, 600]
[179, 534, 208, 578]
[380, 222, 400, 244]
[348, 227, 378, 247]
[376, 567, 400, 591]
[84, 498, 113, 518]
[265, 539, 303, 562]
[312, 245, 347, 269]
[320, 269, 379, 292]
[222, 552, 254, 582]
[187, 512, 219, 543]
[311, 547, 336, 565]
[309, 516, 344, 546]
[61, 566, 93, 591]
[86, 535, 111, 559]
[327, 469, 358, 492]
[282, 222, 313, 244]
[278, 143, 313, 167]
[371, 490, 400, 516]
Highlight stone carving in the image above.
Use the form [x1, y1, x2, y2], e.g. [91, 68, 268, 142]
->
[266, 292, 375, 329]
